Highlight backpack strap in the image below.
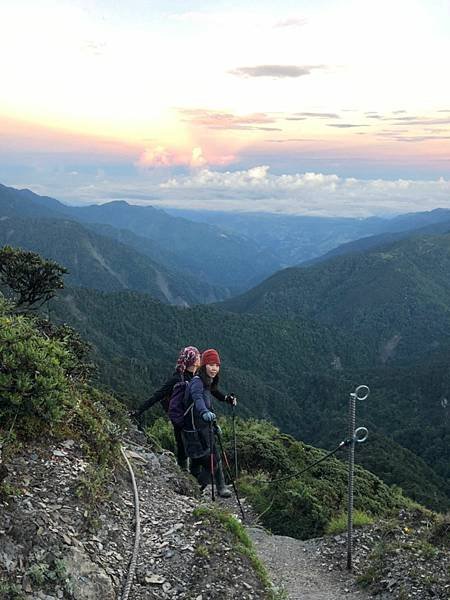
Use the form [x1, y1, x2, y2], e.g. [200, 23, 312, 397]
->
[183, 376, 199, 430]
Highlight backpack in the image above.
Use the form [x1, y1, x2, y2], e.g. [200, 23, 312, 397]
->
[168, 378, 194, 427]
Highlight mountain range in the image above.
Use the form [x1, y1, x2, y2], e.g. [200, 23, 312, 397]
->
[221, 232, 450, 364]
[1, 181, 449, 510]
[0, 183, 280, 295]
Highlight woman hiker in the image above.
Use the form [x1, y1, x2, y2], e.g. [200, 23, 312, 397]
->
[183, 348, 236, 498]
[134, 346, 201, 469]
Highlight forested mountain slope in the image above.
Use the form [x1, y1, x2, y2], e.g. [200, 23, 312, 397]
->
[48, 286, 450, 510]
[0, 216, 226, 304]
[308, 214, 450, 265]
[222, 233, 450, 363]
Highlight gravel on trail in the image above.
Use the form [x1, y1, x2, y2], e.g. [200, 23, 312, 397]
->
[248, 527, 371, 600]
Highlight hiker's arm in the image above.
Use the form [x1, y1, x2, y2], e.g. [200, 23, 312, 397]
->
[211, 389, 226, 403]
[190, 377, 209, 416]
[137, 375, 179, 415]
[212, 389, 237, 405]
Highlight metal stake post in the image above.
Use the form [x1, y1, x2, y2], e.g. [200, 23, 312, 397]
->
[347, 385, 370, 571]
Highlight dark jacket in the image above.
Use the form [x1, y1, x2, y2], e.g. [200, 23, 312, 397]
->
[184, 374, 225, 431]
[138, 370, 195, 415]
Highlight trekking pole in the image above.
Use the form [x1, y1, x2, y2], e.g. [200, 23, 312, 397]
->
[215, 427, 246, 522]
[347, 385, 369, 571]
[209, 422, 216, 502]
[232, 403, 238, 480]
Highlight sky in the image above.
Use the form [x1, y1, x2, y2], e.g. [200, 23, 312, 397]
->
[1, 0, 450, 217]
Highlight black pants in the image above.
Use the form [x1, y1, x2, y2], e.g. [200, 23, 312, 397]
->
[173, 423, 187, 467]
[190, 447, 220, 488]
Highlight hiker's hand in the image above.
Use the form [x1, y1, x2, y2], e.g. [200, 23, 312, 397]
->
[225, 393, 237, 406]
[201, 410, 216, 422]
[130, 409, 141, 421]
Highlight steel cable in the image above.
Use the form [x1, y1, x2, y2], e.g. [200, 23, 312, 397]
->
[120, 446, 141, 600]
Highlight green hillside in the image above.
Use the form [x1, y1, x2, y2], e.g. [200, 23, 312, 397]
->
[46, 286, 450, 511]
[221, 233, 450, 363]
[0, 291, 418, 552]
[49, 286, 363, 429]
[0, 216, 227, 304]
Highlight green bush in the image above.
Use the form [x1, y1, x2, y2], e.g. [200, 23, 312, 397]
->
[227, 419, 405, 539]
[0, 297, 122, 468]
[0, 300, 71, 422]
[145, 416, 176, 453]
[326, 510, 374, 534]
[148, 415, 406, 540]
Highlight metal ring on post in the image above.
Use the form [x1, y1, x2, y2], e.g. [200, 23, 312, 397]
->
[354, 427, 369, 443]
[351, 385, 370, 401]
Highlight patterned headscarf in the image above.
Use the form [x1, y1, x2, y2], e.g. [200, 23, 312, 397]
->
[175, 346, 201, 374]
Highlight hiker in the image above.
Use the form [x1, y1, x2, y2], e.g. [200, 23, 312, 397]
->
[134, 346, 201, 469]
[182, 348, 235, 498]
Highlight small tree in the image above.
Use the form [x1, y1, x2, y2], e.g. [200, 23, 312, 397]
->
[0, 246, 67, 311]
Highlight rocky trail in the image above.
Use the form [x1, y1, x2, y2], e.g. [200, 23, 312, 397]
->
[248, 527, 370, 600]
[1, 428, 448, 599]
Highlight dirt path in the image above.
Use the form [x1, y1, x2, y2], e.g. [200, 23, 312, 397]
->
[248, 527, 372, 600]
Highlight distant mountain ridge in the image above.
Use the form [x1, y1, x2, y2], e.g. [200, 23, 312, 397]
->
[307, 212, 450, 265]
[221, 232, 450, 364]
[0, 183, 281, 293]
[166, 207, 450, 265]
[0, 216, 227, 304]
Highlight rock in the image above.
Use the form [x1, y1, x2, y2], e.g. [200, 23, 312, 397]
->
[62, 548, 115, 600]
[145, 573, 166, 584]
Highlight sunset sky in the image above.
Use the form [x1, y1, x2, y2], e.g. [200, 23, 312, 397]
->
[1, 0, 450, 216]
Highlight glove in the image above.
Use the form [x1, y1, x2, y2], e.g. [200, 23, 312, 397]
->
[201, 410, 216, 422]
[130, 410, 144, 431]
[130, 409, 142, 421]
[225, 393, 237, 406]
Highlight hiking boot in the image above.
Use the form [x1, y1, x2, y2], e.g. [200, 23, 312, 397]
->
[217, 485, 232, 498]
[215, 465, 232, 498]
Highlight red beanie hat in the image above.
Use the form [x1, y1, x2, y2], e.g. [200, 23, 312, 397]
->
[201, 348, 221, 366]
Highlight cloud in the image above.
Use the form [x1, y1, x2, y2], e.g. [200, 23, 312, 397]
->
[9, 166, 450, 218]
[190, 147, 207, 167]
[379, 134, 450, 143]
[274, 17, 307, 28]
[81, 40, 106, 56]
[327, 123, 369, 128]
[265, 138, 318, 143]
[389, 116, 450, 126]
[137, 146, 179, 167]
[136, 144, 234, 168]
[229, 64, 325, 78]
[156, 167, 450, 217]
[178, 108, 281, 131]
[293, 112, 340, 119]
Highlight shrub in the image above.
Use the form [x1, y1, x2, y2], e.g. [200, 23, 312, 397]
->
[326, 510, 374, 534]
[0, 303, 71, 423]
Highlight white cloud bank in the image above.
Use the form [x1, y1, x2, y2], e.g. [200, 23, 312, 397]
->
[157, 167, 450, 217]
[10, 166, 450, 218]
